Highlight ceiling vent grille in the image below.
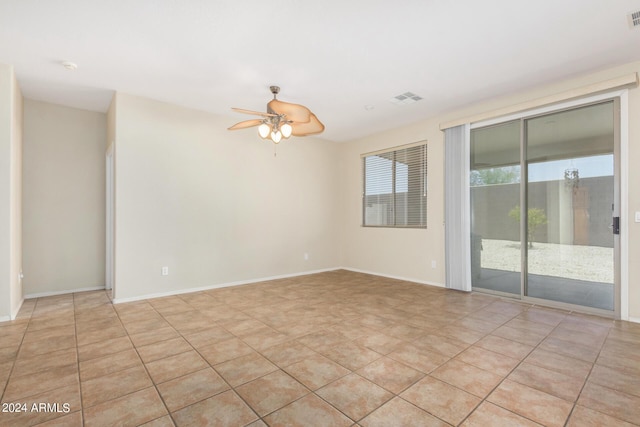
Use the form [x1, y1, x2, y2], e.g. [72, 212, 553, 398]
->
[390, 91, 423, 106]
[629, 11, 640, 28]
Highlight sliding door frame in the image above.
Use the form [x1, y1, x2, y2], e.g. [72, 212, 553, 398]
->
[470, 90, 628, 320]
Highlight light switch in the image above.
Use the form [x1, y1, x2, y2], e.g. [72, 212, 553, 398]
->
[635, 211, 640, 223]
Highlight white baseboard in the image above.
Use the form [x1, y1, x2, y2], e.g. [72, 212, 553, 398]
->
[24, 286, 106, 299]
[628, 316, 640, 324]
[340, 267, 445, 288]
[0, 315, 10, 322]
[112, 267, 341, 304]
[10, 298, 24, 320]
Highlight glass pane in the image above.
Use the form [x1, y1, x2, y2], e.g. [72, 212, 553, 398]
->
[364, 155, 394, 226]
[525, 102, 614, 310]
[470, 120, 521, 295]
[395, 145, 427, 227]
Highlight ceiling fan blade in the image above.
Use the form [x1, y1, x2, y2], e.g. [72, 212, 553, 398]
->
[268, 99, 311, 123]
[290, 113, 324, 136]
[228, 119, 264, 130]
[231, 107, 277, 118]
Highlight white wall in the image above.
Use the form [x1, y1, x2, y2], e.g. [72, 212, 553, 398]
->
[112, 93, 341, 301]
[22, 99, 107, 296]
[0, 63, 23, 320]
[340, 61, 640, 320]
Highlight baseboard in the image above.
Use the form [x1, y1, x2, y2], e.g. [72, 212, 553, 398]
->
[112, 267, 341, 304]
[340, 267, 445, 288]
[10, 298, 24, 320]
[628, 316, 640, 324]
[24, 286, 106, 299]
[0, 315, 10, 322]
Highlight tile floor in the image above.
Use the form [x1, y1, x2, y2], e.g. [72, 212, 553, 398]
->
[1, 270, 639, 426]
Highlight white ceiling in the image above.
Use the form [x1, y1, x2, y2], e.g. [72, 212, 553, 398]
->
[1, 1, 639, 142]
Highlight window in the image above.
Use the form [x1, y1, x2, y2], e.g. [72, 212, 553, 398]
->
[362, 142, 427, 228]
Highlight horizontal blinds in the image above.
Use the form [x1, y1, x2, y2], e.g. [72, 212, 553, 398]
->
[363, 142, 427, 228]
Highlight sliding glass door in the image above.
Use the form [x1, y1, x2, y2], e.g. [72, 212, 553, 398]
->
[470, 100, 619, 314]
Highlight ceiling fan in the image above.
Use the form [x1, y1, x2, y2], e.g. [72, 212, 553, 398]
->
[228, 86, 324, 144]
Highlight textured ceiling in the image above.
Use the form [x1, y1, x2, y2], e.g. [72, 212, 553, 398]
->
[1, 0, 639, 142]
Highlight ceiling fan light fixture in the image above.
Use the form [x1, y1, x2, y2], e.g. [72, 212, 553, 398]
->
[281, 123, 292, 138]
[271, 130, 282, 143]
[258, 123, 271, 138]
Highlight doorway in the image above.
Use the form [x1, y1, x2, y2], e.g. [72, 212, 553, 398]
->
[470, 99, 620, 316]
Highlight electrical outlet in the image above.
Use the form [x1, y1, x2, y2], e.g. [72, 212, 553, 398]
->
[431, 260, 437, 269]
[304, 253, 309, 261]
[161, 266, 169, 276]
[635, 211, 640, 223]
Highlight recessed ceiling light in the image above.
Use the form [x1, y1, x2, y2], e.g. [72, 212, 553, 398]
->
[61, 61, 78, 71]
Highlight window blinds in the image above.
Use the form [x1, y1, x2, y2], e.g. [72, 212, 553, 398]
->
[362, 142, 427, 228]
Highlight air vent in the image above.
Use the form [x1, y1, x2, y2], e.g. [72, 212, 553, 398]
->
[389, 91, 423, 106]
[629, 10, 640, 28]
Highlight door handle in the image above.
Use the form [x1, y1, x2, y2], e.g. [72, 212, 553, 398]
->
[612, 216, 620, 235]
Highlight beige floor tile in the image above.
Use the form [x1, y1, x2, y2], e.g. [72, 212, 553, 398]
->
[538, 336, 600, 363]
[197, 337, 254, 365]
[83, 387, 167, 427]
[81, 364, 152, 408]
[476, 335, 534, 360]
[79, 348, 142, 381]
[359, 397, 448, 427]
[566, 405, 637, 427]
[33, 410, 83, 427]
[260, 341, 317, 368]
[263, 393, 353, 427]
[129, 326, 180, 348]
[412, 333, 469, 358]
[138, 415, 176, 427]
[401, 376, 481, 426]
[317, 373, 393, 421]
[242, 328, 292, 351]
[145, 350, 209, 384]
[488, 379, 573, 427]
[317, 341, 382, 371]
[454, 345, 520, 377]
[492, 325, 547, 346]
[11, 347, 77, 377]
[356, 356, 425, 394]
[460, 401, 542, 426]
[577, 381, 640, 425]
[137, 337, 193, 363]
[588, 363, 640, 397]
[524, 348, 593, 380]
[431, 358, 503, 398]
[0, 383, 81, 426]
[296, 329, 350, 349]
[77, 335, 133, 362]
[284, 353, 351, 390]
[214, 352, 278, 387]
[387, 342, 449, 374]
[182, 326, 234, 349]
[3, 364, 78, 401]
[508, 362, 585, 402]
[236, 370, 309, 416]
[354, 332, 404, 354]
[157, 367, 230, 412]
[172, 390, 257, 427]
